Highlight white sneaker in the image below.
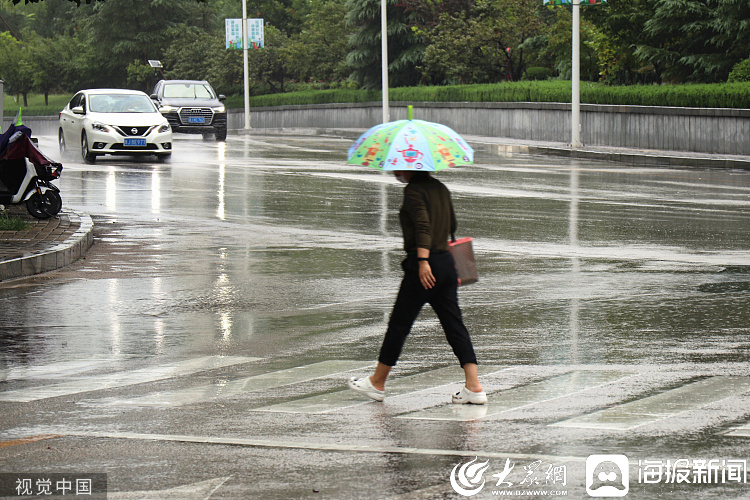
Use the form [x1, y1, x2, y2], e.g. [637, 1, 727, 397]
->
[452, 386, 487, 405]
[348, 376, 385, 402]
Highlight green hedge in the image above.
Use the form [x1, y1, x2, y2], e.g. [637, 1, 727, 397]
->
[7, 81, 750, 117]
[242, 81, 750, 109]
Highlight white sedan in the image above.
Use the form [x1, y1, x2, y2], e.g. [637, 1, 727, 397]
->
[59, 89, 173, 163]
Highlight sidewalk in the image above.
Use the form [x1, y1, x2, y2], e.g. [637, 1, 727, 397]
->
[466, 135, 750, 169]
[0, 206, 93, 282]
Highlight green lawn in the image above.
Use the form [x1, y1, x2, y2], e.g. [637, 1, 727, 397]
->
[3, 93, 71, 118]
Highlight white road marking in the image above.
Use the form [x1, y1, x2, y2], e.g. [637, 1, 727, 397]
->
[61, 430, 586, 463]
[0, 359, 119, 381]
[0, 356, 261, 402]
[93, 360, 372, 407]
[398, 371, 636, 421]
[253, 365, 507, 414]
[551, 376, 750, 430]
[723, 423, 750, 438]
[108, 477, 230, 500]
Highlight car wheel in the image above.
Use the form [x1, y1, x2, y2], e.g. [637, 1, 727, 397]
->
[215, 128, 227, 141]
[58, 129, 67, 155]
[81, 132, 96, 164]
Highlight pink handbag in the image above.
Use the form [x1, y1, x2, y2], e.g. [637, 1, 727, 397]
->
[448, 237, 478, 286]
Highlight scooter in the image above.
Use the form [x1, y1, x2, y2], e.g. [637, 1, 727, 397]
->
[0, 124, 63, 219]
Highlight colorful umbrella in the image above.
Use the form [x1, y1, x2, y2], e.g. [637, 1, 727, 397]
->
[347, 106, 474, 171]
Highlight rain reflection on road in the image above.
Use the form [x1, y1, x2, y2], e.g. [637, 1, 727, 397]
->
[1, 134, 749, 369]
[2, 133, 750, 498]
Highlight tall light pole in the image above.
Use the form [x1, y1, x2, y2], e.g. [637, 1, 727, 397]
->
[242, 0, 251, 130]
[571, 0, 583, 147]
[381, 0, 390, 123]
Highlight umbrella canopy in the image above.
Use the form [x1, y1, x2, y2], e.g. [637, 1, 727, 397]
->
[347, 108, 474, 171]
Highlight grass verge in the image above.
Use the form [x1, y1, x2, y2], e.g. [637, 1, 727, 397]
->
[0, 212, 31, 231]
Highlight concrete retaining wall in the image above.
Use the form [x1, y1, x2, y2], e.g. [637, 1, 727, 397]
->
[230, 101, 750, 156]
[8, 101, 750, 155]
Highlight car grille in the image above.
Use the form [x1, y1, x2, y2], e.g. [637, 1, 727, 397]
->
[114, 126, 153, 137]
[179, 108, 214, 125]
[112, 143, 158, 151]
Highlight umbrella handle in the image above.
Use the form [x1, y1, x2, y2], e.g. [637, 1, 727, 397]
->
[408, 105, 413, 120]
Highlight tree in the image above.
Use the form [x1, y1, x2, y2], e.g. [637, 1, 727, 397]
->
[162, 26, 243, 94]
[0, 31, 35, 106]
[70, 0, 205, 88]
[629, 0, 750, 83]
[420, 0, 551, 84]
[246, 25, 291, 93]
[585, 0, 658, 84]
[346, 0, 425, 89]
[10, 0, 209, 5]
[421, 13, 507, 84]
[284, 0, 352, 84]
[542, 6, 600, 81]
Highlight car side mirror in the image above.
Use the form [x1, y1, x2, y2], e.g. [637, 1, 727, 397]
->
[150, 94, 158, 100]
[72, 106, 85, 115]
[218, 95, 226, 101]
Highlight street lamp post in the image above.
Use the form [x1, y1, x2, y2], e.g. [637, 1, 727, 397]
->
[242, 0, 251, 130]
[571, 0, 583, 147]
[381, 0, 390, 123]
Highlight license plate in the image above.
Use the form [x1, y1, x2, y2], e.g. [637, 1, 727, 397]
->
[188, 116, 205, 124]
[124, 138, 147, 147]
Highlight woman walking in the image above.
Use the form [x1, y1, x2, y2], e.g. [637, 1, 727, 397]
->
[348, 170, 486, 404]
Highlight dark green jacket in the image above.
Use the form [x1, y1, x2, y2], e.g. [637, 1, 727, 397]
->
[399, 174, 457, 254]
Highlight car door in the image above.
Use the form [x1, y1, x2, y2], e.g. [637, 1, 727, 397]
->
[60, 93, 85, 146]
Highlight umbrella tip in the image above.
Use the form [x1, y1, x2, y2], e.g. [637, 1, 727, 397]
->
[408, 105, 413, 120]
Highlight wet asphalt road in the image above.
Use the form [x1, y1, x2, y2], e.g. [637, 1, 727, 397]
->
[1, 133, 750, 499]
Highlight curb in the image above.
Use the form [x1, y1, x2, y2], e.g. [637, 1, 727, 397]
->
[478, 142, 750, 170]
[0, 211, 94, 282]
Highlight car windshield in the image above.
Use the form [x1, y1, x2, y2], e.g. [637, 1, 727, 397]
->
[163, 84, 216, 100]
[89, 94, 157, 113]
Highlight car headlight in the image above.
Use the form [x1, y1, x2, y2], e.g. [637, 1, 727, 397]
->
[213, 105, 226, 113]
[158, 123, 171, 133]
[159, 105, 177, 113]
[92, 122, 112, 133]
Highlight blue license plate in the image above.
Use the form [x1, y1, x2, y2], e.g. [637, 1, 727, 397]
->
[124, 138, 147, 147]
[188, 116, 205, 124]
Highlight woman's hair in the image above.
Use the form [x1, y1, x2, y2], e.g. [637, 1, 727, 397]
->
[411, 172, 432, 183]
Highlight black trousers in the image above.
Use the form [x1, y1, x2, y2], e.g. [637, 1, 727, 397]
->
[378, 252, 478, 367]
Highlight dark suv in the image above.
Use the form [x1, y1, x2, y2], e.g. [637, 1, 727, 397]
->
[151, 80, 227, 141]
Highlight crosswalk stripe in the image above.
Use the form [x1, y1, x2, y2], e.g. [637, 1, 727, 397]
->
[0, 356, 261, 403]
[254, 365, 507, 414]
[397, 370, 636, 421]
[92, 360, 373, 407]
[60, 430, 587, 462]
[725, 424, 750, 438]
[551, 376, 750, 431]
[0, 359, 117, 381]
